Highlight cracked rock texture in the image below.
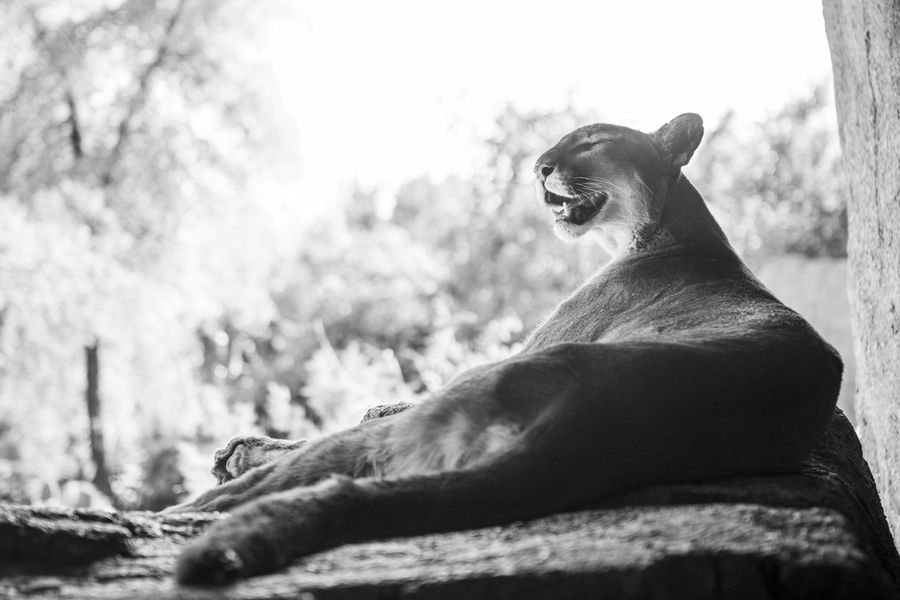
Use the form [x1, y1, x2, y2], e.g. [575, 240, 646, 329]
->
[1, 410, 898, 599]
[824, 0, 900, 542]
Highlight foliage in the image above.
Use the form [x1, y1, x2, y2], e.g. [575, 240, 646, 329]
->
[0, 0, 293, 508]
[689, 84, 847, 262]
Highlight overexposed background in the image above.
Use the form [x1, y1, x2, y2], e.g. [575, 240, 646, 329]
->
[0, 0, 848, 510]
[275, 1, 832, 190]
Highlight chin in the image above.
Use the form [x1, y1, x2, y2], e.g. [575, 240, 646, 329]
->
[552, 219, 594, 241]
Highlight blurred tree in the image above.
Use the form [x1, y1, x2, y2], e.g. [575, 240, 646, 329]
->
[688, 83, 847, 263]
[196, 187, 446, 436]
[0, 0, 291, 507]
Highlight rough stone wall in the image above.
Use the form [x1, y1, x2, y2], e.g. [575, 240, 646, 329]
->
[823, 0, 900, 541]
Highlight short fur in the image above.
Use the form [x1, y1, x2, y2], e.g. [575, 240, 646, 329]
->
[170, 114, 842, 586]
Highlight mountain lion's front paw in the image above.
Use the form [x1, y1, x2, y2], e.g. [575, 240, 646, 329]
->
[211, 436, 306, 484]
[176, 539, 247, 586]
[174, 486, 329, 585]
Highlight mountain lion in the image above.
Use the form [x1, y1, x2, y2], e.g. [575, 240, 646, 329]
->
[171, 113, 842, 585]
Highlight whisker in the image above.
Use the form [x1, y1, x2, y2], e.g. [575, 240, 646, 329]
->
[572, 177, 626, 197]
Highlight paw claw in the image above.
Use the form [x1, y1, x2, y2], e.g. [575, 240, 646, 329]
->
[211, 436, 306, 485]
[211, 437, 256, 485]
[224, 451, 243, 480]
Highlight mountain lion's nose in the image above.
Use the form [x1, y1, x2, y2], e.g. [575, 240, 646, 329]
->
[536, 163, 554, 181]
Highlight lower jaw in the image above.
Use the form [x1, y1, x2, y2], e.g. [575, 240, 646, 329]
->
[552, 219, 594, 241]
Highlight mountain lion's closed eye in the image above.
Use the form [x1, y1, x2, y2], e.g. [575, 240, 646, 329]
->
[169, 113, 842, 586]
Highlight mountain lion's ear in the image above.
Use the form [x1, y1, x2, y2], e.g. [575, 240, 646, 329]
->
[654, 113, 703, 170]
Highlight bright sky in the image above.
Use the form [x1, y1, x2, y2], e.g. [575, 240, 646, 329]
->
[261, 0, 833, 202]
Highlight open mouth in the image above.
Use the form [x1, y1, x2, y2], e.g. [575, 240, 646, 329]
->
[544, 190, 609, 226]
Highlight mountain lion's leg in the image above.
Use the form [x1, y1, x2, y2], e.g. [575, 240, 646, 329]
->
[176, 451, 558, 584]
[174, 417, 398, 513]
[175, 337, 840, 583]
[175, 358, 563, 514]
[211, 403, 416, 484]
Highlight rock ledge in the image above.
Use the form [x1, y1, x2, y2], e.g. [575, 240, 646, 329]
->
[1, 410, 898, 599]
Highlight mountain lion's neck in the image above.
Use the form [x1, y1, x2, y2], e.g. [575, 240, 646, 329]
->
[594, 174, 733, 261]
[617, 174, 731, 259]
[660, 175, 728, 247]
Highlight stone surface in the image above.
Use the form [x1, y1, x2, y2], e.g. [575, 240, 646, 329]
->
[824, 0, 900, 540]
[1, 410, 898, 599]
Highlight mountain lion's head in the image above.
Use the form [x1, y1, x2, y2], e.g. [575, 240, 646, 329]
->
[534, 113, 703, 251]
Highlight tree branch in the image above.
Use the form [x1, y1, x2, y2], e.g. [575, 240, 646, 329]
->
[102, 0, 189, 186]
[65, 89, 83, 160]
[15, 4, 84, 170]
